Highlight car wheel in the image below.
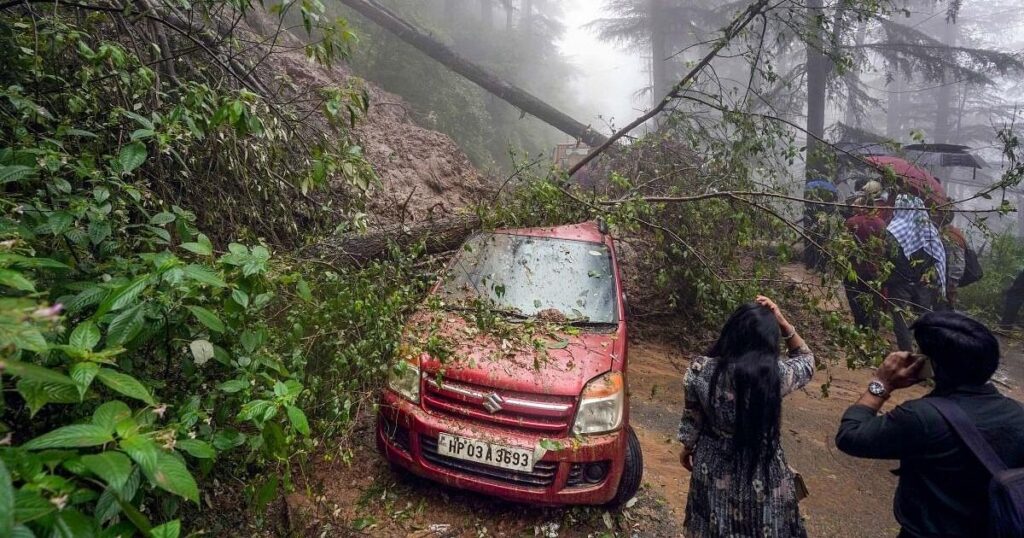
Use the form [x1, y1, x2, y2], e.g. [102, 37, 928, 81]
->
[607, 426, 643, 508]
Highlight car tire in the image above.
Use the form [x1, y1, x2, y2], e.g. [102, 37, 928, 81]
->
[607, 426, 643, 508]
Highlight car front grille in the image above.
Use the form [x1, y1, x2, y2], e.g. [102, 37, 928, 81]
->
[380, 416, 411, 453]
[421, 377, 576, 434]
[419, 435, 559, 488]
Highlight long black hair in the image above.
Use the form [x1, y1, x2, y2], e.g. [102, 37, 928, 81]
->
[707, 303, 783, 479]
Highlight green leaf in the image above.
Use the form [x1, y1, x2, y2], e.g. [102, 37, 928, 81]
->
[0, 269, 35, 292]
[65, 286, 106, 315]
[10, 330, 47, 353]
[14, 489, 54, 524]
[144, 451, 198, 503]
[546, 339, 569, 350]
[0, 359, 73, 385]
[69, 320, 100, 351]
[106, 304, 145, 347]
[539, 439, 563, 451]
[52, 509, 96, 538]
[351, 516, 376, 531]
[96, 274, 149, 317]
[211, 430, 246, 451]
[175, 439, 216, 459]
[113, 490, 152, 533]
[253, 476, 278, 513]
[70, 362, 100, 395]
[151, 520, 181, 538]
[180, 234, 213, 256]
[182, 265, 226, 288]
[122, 110, 155, 130]
[88, 220, 112, 245]
[11, 524, 34, 538]
[93, 401, 133, 433]
[238, 400, 276, 423]
[119, 436, 158, 477]
[118, 142, 147, 174]
[296, 279, 313, 302]
[286, 406, 310, 436]
[17, 379, 81, 416]
[0, 458, 13, 537]
[187, 305, 225, 333]
[149, 212, 175, 226]
[0, 255, 69, 270]
[231, 288, 249, 309]
[81, 452, 132, 490]
[0, 165, 35, 184]
[96, 369, 155, 405]
[130, 128, 155, 141]
[23, 424, 113, 450]
[217, 379, 249, 393]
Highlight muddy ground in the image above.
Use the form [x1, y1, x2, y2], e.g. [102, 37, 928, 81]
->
[274, 332, 1022, 538]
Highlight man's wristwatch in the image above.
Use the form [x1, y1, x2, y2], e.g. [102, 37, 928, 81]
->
[867, 380, 889, 398]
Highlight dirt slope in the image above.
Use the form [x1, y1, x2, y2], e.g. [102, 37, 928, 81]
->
[245, 11, 491, 228]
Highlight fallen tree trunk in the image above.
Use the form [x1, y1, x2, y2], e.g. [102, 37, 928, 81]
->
[305, 215, 481, 265]
[337, 0, 608, 147]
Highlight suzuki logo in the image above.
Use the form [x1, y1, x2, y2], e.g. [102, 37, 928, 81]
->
[482, 392, 504, 414]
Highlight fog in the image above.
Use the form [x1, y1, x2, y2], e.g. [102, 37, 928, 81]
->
[558, 1, 648, 134]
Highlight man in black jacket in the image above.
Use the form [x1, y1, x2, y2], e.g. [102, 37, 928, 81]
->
[835, 311, 1024, 538]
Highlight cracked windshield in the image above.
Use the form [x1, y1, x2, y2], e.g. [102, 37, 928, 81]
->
[441, 233, 618, 325]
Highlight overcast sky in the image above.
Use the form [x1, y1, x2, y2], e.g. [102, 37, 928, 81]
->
[557, 0, 647, 135]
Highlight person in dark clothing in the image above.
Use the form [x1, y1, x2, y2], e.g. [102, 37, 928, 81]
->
[884, 195, 945, 351]
[1000, 268, 1024, 328]
[836, 311, 1024, 538]
[803, 179, 839, 271]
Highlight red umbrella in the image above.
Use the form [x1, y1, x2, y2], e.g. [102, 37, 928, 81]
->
[864, 156, 949, 206]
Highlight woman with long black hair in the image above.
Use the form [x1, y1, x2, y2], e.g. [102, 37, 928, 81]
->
[678, 296, 815, 537]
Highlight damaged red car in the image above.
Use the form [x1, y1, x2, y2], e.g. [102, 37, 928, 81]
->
[377, 221, 642, 506]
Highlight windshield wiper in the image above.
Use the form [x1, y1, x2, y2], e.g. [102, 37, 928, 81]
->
[444, 304, 532, 320]
[564, 319, 617, 328]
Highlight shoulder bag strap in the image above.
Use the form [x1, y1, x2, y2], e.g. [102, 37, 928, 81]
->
[927, 398, 1009, 476]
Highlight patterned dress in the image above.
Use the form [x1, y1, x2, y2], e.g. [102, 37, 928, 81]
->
[678, 345, 815, 538]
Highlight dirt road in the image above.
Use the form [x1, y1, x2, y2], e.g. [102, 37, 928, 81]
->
[278, 336, 1021, 537]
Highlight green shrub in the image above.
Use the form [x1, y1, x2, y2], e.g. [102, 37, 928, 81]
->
[959, 233, 1024, 321]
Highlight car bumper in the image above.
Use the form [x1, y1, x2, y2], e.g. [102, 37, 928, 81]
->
[377, 389, 626, 505]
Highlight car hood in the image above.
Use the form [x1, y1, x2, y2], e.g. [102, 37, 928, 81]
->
[407, 310, 616, 398]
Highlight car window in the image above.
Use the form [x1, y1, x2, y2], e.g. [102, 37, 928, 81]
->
[440, 233, 618, 325]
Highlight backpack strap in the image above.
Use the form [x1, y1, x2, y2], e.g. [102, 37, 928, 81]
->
[927, 398, 1009, 476]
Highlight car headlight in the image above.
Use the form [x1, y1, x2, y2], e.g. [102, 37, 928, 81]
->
[572, 372, 624, 435]
[387, 353, 420, 404]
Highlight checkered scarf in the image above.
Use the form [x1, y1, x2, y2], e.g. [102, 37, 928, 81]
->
[887, 194, 946, 292]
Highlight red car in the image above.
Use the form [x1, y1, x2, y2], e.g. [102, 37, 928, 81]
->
[377, 221, 642, 506]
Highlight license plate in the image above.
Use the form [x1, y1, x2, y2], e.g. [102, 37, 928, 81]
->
[437, 433, 533, 472]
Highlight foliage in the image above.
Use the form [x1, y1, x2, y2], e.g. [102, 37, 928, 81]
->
[0, 1, 400, 535]
[959, 233, 1024, 320]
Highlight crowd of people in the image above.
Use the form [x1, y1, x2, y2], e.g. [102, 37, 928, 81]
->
[675, 174, 1024, 537]
[803, 176, 980, 351]
[677, 298, 1024, 538]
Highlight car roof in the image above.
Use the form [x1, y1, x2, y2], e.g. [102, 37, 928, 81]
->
[494, 221, 606, 243]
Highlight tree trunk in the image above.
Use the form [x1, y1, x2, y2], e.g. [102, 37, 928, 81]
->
[522, 0, 532, 34]
[306, 215, 482, 265]
[445, 0, 459, 20]
[505, 0, 514, 31]
[804, 0, 827, 180]
[886, 63, 903, 138]
[648, 0, 669, 111]
[339, 0, 607, 146]
[934, 19, 958, 143]
[843, 20, 868, 127]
